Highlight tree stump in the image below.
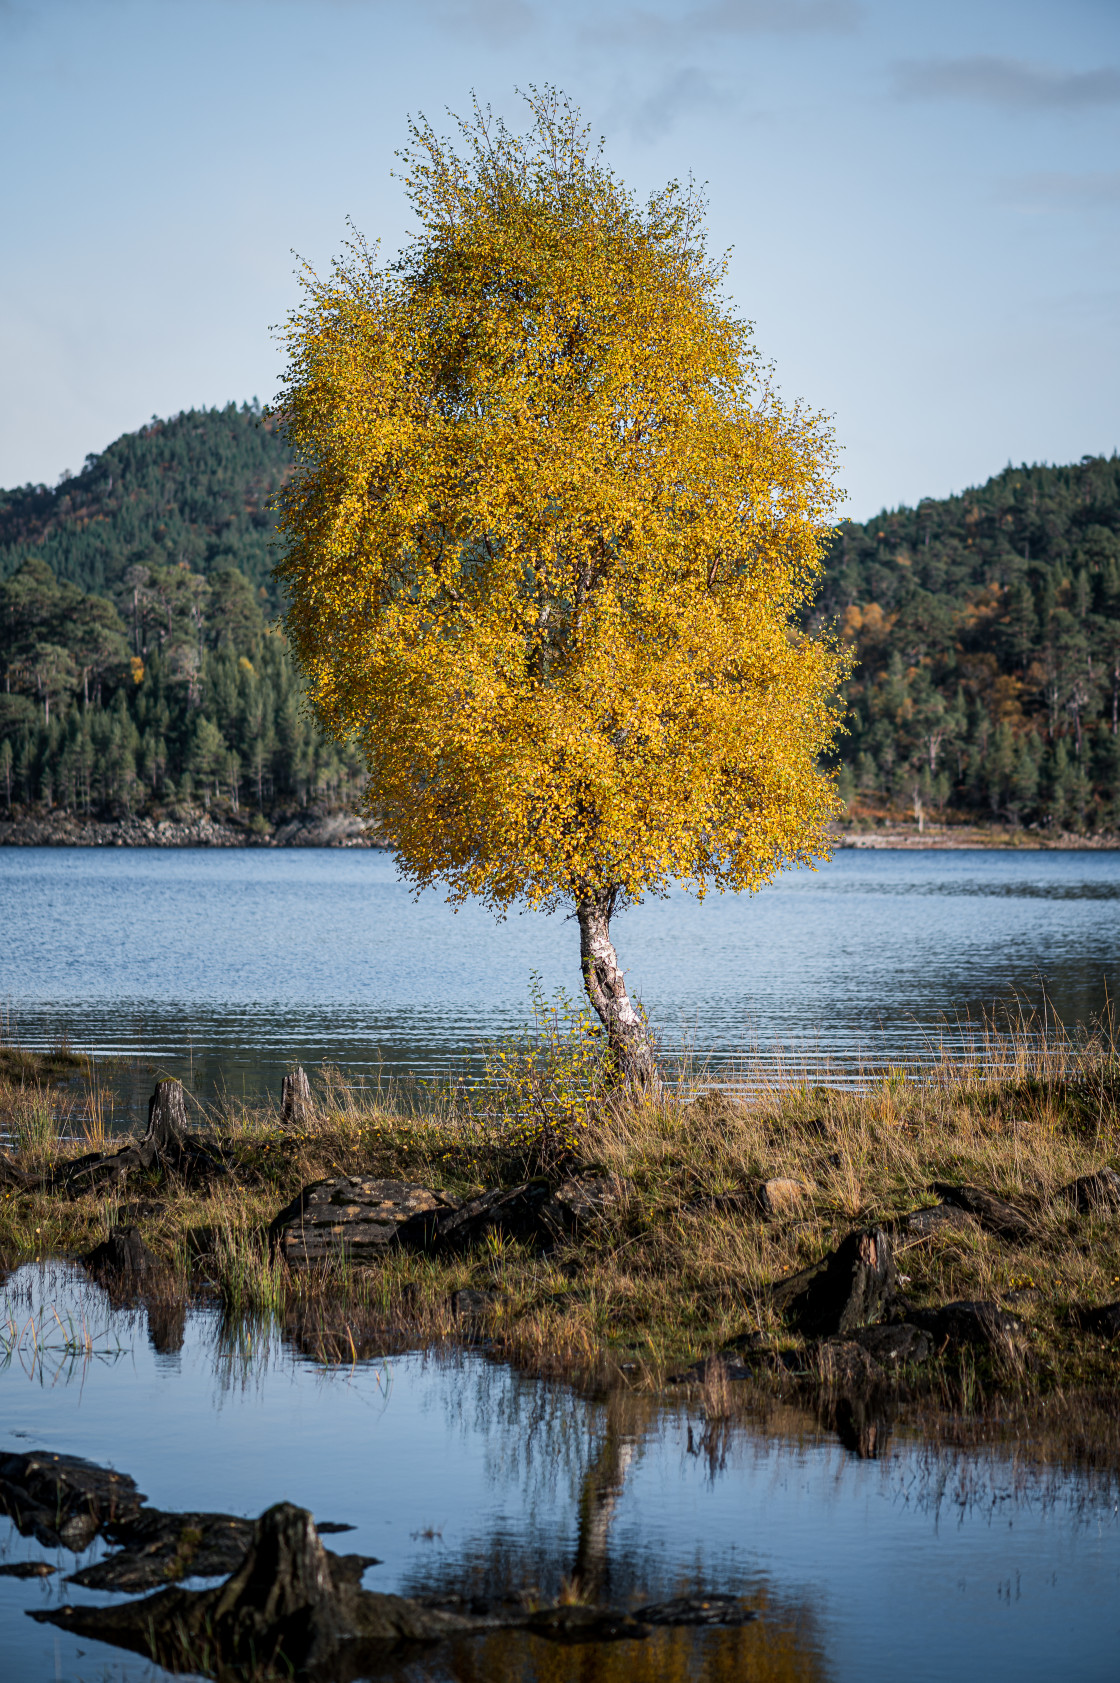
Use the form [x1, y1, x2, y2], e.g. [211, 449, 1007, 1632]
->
[282, 1066, 313, 1125]
[773, 1226, 897, 1337]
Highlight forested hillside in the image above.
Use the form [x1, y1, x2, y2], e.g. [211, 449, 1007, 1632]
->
[819, 453, 1120, 831]
[2, 403, 1119, 833]
[0, 403, 291, 602]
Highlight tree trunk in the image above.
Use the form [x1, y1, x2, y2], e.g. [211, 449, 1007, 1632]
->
[576, 893, 657, 1085]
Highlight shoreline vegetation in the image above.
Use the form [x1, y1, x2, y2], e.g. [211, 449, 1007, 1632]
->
[2, 804, 1119, 849]
[3, 1019, 1119, 1475]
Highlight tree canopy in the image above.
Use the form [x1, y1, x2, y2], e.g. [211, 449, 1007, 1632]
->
[276, 91, 848, 1073]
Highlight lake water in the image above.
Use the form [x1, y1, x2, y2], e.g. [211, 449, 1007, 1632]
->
[3, 847, 1119, 1117]
[1, 1263, 1117, 1683]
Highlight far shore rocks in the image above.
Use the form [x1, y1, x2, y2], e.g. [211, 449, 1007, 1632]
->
[0, 806, 386, 850]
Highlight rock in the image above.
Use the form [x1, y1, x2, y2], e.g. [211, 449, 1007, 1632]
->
[633, 1594, 756, 1627]
[282, 1066, 313, 1125]
[269, 1177, 458, 1267]
[895, 1203, 975, 1239]
[759, 1178, 810, 1216]
[913, 1300, 1027, 1359]
[34, 1502, 482, 1678]
[427, 1180, 553, 1257]
[68, 1508, 258, 1592]
[0, 1450, 144, 1551]
[82, 1223, 156, 1285]
[0, 1151, 36, 1190]
[1057, 1168, 1120, 1215]
[847, 1321, 932, 1366]
[0, 1560, 56, 1577]
[449, 1287, 505, 1320]
[539, 1170, 622, 1240]
[930, 1182, 1036, 1243]
[1069, 1300, 1120, 1338]
[772, 1226, 897, 1336]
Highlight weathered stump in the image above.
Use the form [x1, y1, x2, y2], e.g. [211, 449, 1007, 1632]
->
[773, 1226, 897, 1336]
[55, 1080, 223, 1196]
[282, 1066, 313, 1125]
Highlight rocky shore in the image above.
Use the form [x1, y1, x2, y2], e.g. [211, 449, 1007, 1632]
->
[0, 808, 386, 848]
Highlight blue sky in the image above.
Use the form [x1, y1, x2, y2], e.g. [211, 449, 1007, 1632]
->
[1, 0, 1117, 519]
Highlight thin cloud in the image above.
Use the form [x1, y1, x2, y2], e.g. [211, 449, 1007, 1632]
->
[893, 55, 1120, 111]
[628, 66, 733, 141]
[590, 0, 861, 48]
[1001, 171, 1120, 212]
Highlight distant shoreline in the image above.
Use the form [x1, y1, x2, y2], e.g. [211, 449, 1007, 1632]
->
[831, 823, 1120, 851]
[0, 810, 389, 849]
[1, 810, 1118, 851]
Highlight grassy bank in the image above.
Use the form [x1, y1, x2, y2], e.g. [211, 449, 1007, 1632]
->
[2, 1030, 1119, 1464]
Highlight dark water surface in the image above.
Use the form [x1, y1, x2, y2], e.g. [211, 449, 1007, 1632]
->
[3, 847, 1119, 1114]
[0, 1264, 1116, 1683]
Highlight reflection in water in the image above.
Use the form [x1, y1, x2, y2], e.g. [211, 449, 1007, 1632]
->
[0, 1266, 1117, 1683]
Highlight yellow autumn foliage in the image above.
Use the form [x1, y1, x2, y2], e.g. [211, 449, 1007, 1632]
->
[275, 91, 848, 921]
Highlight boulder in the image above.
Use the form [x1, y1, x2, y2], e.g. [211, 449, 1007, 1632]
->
[773, 1226, 897, 1336]
[426, 1180, 553, 1256]
[449, 1287, 505, 1320]
[913, 1300, 1027, 1359]
[895, 1203, 975, 1239]
[269, 1177, 458, 1267]
[759, 1178, 811, 1217]
[930, 1182, 1036, 1243]
[0, 1450, 144, 1551]
[538, 1170, 622, 1241]
[1057, 1168, 1120, 1215]
[1069, 1300, 1120, 1338]
[847, 1321, 932, 1367]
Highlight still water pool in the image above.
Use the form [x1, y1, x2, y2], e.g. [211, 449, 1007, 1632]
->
[0, 1264, 1117, 1683]
[2, 846, 1119, 1112]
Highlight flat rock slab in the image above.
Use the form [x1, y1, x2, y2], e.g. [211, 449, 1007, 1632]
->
[427, 1180, 553, 1256]
[0, 1450, 144, 1551]
[68, 1508, 258, 1592]
[1058, 1169, 1120, 1214]
[895, 1203, 976, 1239]
[269, 1177, 459, 1267]
[930, 1182, 1036, 1243]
